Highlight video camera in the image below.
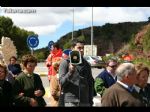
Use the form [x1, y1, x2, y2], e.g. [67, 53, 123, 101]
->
[69, 50, 82, 65]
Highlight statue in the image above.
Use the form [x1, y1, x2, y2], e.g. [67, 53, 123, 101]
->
[0, 36, 17, 65]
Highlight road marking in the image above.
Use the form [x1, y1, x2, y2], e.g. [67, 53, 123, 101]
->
[34, 72, 47, 76]
[44, 87, 50, 98]
[43, 86, 51, 106]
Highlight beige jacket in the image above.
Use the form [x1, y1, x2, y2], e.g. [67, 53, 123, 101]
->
[49, 75, 61, 107]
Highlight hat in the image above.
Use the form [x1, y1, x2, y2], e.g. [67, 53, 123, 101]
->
[63, 49, 72, 56]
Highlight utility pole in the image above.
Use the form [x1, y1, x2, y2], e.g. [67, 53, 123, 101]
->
[72, 8, 74, 40]
[91, 7, 93, 56]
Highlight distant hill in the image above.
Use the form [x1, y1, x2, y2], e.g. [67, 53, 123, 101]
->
[35, 21, 149, 60]
[56, 21, 148, 56]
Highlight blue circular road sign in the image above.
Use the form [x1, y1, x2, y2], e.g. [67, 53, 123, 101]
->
[48, 41, 54, 50]
[27, 35, 39, 48]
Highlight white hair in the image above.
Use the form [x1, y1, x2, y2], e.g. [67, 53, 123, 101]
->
[116, 63, 135, 81]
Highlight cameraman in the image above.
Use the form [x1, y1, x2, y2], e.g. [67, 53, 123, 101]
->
[58, 39, 95, 107]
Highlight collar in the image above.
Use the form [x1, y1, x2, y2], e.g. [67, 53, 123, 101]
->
[117, 80, 134, 92]
[133, 85, 141, 93]
[27, 74, 32, 77]
[23, 70, 33, 77]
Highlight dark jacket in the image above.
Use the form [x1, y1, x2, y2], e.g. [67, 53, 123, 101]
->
[143, 83, 150, 106]
[94, 69, 117, 96]
[0, 80, 13, 106]
[8, 64, 22, 75]
[135, 83, 150, 106]
[12, 72, 46, 107]
[59, 58, 94, 106]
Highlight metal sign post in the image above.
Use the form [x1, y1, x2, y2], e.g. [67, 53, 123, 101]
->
[31, 48, 34, 55]
[91, 7, 94, 56]
[27, 35, 39, 55]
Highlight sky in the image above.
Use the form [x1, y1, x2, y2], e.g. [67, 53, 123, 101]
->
[0, 7, 150, 49]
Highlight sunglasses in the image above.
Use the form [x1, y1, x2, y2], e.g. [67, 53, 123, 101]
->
[109, 65, 117, 68]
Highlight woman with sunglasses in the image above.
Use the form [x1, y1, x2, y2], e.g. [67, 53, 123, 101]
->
[94, 58, 118, 97]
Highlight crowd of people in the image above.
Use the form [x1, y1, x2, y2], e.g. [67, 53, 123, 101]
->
[0, 39, 150, 107]
[0, 54, 46, 107]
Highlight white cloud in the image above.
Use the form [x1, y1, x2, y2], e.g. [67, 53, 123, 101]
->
[93, 7, 150, 24]
[64, 7, 150, 27]
[1, 7, 150, 37]
[22, 24, 61, 35]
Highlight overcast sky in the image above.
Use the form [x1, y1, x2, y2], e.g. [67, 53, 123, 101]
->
[0, 7, 150, 49]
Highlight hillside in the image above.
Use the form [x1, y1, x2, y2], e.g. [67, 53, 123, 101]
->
[56, 21, 148, 56]
[121, 23, 150, 66]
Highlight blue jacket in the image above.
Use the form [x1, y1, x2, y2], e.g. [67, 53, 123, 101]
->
[97, 69, 117, 88]
[8, 64, 22, 75]
[94, 69, 117, 96]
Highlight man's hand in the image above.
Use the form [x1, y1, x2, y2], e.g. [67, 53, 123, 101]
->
[46, 63, 51, 67]
[68, 63, 76, 74]
[34, 89, 43, 97]
[19, 92, 24, 97]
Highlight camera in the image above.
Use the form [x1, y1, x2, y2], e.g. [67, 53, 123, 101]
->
[69, 50, 82, 65]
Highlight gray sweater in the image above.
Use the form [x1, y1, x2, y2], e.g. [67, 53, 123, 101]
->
[59, 58, 94, 106]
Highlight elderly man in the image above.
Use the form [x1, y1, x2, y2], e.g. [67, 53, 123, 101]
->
[101, 62, 144, 107]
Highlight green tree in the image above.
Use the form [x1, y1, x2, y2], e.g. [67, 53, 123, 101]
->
[0, 16, 36, 57]
[78, 35, 85, 41]
[63, 41, 71, 49]
[0, 16, 13, 37]
[143, 29, 150, 52]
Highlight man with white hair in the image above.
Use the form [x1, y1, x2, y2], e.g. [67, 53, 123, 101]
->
[101, 62, 144, 107]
